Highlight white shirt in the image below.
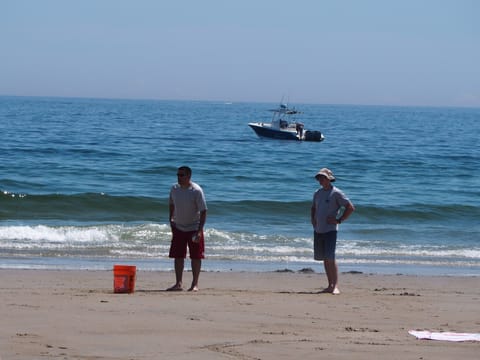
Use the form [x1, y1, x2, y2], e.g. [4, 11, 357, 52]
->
[169, 181, 207, 231]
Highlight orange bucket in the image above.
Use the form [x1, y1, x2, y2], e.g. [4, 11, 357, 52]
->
[113, 265, 136, 293]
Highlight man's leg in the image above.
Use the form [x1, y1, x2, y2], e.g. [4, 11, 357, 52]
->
[189, 259, 201, 291]
[167, 258, 184, 291]
[175, 257, 185, 284]
[324, 259, 339, 294]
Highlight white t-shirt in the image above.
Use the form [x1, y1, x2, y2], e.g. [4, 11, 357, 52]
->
[169, 181, 207, 232]
[312, 186, 350, 234]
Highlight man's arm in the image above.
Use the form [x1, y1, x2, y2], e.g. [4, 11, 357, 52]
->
[169, 203, 175, 228]
[310, 204, 316, 227]
[338, 202, 355, 224]
[198, 210, 207, 231]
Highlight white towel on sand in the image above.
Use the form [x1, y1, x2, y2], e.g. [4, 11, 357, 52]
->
[409, 330, 480, 342]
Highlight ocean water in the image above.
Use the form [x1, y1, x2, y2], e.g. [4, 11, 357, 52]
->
[1, 96, 479, 275]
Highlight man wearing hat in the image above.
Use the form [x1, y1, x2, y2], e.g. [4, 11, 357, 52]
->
[311, 168, 355, 294]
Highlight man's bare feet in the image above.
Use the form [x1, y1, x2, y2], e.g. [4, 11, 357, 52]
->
[319, 286, 340, 294]
[166, 284, 183, 291]
[188, 285, 199, 292]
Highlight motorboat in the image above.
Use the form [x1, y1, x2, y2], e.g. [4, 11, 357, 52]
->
[248, 103, 324, 142]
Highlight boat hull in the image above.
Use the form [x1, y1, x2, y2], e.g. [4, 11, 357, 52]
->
[248, 123, 299, 140]
[248, 123, 324, 142]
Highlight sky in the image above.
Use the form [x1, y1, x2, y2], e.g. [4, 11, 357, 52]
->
[1, 0, 479, 107]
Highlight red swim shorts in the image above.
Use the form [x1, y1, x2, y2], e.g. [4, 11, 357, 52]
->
[169, 227, 205, 259]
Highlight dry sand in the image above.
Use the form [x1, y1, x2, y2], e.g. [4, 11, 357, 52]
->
[0, 269, 479, 359]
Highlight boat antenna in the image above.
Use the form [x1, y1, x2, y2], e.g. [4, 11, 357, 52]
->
[280, 94, 290, 108]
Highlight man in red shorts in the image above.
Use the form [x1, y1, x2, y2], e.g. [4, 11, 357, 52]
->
[167, 166, 207, 292]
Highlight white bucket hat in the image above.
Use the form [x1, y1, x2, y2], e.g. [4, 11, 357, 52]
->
[315, 168, 336, 182]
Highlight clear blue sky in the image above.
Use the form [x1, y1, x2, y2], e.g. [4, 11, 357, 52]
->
[2, 0, 479, 107]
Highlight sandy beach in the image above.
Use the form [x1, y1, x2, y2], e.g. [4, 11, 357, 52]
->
[0, 269, 478, 359]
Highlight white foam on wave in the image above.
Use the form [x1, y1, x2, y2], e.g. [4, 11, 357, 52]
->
[0, 225, 116, 244]
[338, 242, 480, 259]
[0, 225, 478, 267]
[0, 223, 171, 244]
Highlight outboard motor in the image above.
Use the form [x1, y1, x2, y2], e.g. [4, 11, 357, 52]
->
[304, 130, 324, 142]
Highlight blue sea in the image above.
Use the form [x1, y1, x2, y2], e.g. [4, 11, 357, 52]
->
[1, 96, 479, 276]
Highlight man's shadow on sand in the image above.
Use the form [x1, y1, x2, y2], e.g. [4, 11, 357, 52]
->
[277, 290, 336, 295]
